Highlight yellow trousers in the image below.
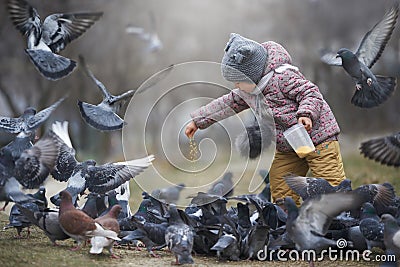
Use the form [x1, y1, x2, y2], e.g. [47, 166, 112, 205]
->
[269, 140, 346, 204]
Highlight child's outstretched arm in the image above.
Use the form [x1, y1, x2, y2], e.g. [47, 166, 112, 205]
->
[186, 89, 249, 138]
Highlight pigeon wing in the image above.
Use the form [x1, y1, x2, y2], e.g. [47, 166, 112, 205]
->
[360, 132, 400, 167]
[78, 101, 124, 131]
[27, 97, 65, 131]
[356, 4, 399, 68]
[86, 155, 154, 194]
[42, 12, 103, 53]
[298, 192, 365, 236]
[0, 117, 23, 134]
[14, 135, 59, 188]
[7, 0, 41, 37]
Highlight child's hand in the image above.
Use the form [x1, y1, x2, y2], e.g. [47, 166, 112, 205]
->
[185, 121, 198, 138]
[298, 117, 312, 131]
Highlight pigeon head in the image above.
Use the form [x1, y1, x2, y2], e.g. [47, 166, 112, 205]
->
[336, 48, 354, 59]
[59, 190, 74, 212]
[381, 213, 397, 226]
[106, 204, 122, 219]
[22, 107, 37, 118]
[361, 202, 376, 216]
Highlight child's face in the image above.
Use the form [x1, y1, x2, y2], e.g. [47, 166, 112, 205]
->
[234, 81, 256, 93]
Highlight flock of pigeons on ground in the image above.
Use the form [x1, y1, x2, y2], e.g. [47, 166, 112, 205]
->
[1, 0, 400, 266]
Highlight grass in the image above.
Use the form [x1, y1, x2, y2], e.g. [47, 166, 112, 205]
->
[0, 153, 398, 266]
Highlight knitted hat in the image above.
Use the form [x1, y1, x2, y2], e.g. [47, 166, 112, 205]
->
[221, 33, 268, 84]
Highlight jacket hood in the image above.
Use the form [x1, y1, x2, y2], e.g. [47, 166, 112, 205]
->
[261, 41, 293, 74]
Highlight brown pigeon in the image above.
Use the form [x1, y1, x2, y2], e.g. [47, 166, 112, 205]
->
[58, 190, 120, 250]
[90, 205, 121, 258]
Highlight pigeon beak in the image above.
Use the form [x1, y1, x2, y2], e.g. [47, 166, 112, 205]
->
[335, 54, 340, 58]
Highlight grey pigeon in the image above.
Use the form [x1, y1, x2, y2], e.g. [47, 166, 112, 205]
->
[284, 192, 366, 255]
[13, 131, 60, 189]
[320, 4, 398, 108]
[208, 172, 234, 197]
[3, 186, 47, 237]
[165, 204, 194, 264]
[7, 0, 102, 80]
[17, 205, 70, 245]
[125, 12, 163, 53]
[78, 56, 173, 131]
[0, 98, 64, 137]
[359, 202, 385, 250]
[151, 183, 185, 204]
[284, 175, 352, 201]
[381, 213, 400, 258]
[49, 121, 78, 182]
[210, 234, 240, 261]
[360, 132, 400, 167]
[353, 182, 396, 216]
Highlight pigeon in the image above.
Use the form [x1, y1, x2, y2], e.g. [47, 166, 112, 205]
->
[0, 97, 64, 138]
[284, 192, 366, 255]
[84, 155, 155, 194]
[17, 205, 70, 245]
[81, 192, 105, 219]
[3, 186, 47, 238]
[210, 234, 240, 261]
[7, 0, 102, 80]
[78, 56, 173, 131]
[49, 121, 78, 182]
[353, 182, 396, 216]
[151, 183, 185, 204]
[381, 213, 400, 258]
[13, 131, 61, 189]
[123, 215, 168, 257]
[208, 172, 234, 197]
[114, 181, 133, 219]
[284, 175, 352, 201]
[359, 202, 385, 250]
[58, 190, 120, 250]
[125, 12, 163, 53]
[165, 204, 194, 264]
[360, 132, 400, 167]
[90, 205, 122, 258]
[320, 4, 398, 108]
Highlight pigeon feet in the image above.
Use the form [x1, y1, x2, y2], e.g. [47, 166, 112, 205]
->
[70, 246, 82, 251]
[149, 251, 160, 258]
[367, 78, 372, 86]
[355, 83, 362, 90]
[110, 253, 120, 259]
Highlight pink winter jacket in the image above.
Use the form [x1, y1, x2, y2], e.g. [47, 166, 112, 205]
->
[190, 41, 340, 152]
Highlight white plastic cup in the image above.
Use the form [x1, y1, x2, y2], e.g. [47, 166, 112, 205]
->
[283, 124, 315, 158]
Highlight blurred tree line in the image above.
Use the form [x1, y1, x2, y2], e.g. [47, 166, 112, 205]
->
[0, 0, 399, 162]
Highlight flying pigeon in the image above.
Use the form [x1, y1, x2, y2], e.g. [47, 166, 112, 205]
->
[284, 175, 352, 201]
[165, 204, 194, 264]
[90, 205, 122, 258]
[78, 56, 173, 131]
[284, 192, 366, 255]
[320, 4, 398, 108]
[360, 132, 400, 167]
[7, 0, 102, 80]
[151, 183, 185, 204]
[125, 12, 163, 53]
[381, 213, 400, 258]
[58, 190, 120, 251]
[13, 131, 61, 189]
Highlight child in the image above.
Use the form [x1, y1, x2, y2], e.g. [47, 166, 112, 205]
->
[185, 33, 346, 204]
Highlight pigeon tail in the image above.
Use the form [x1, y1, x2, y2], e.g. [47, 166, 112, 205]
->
[89, 223, 121, 241]
[351, 76, 396, 108]
[90, 236, 113, 254]
[25, 49, 76, 81]
[77, 101, 124, 131]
